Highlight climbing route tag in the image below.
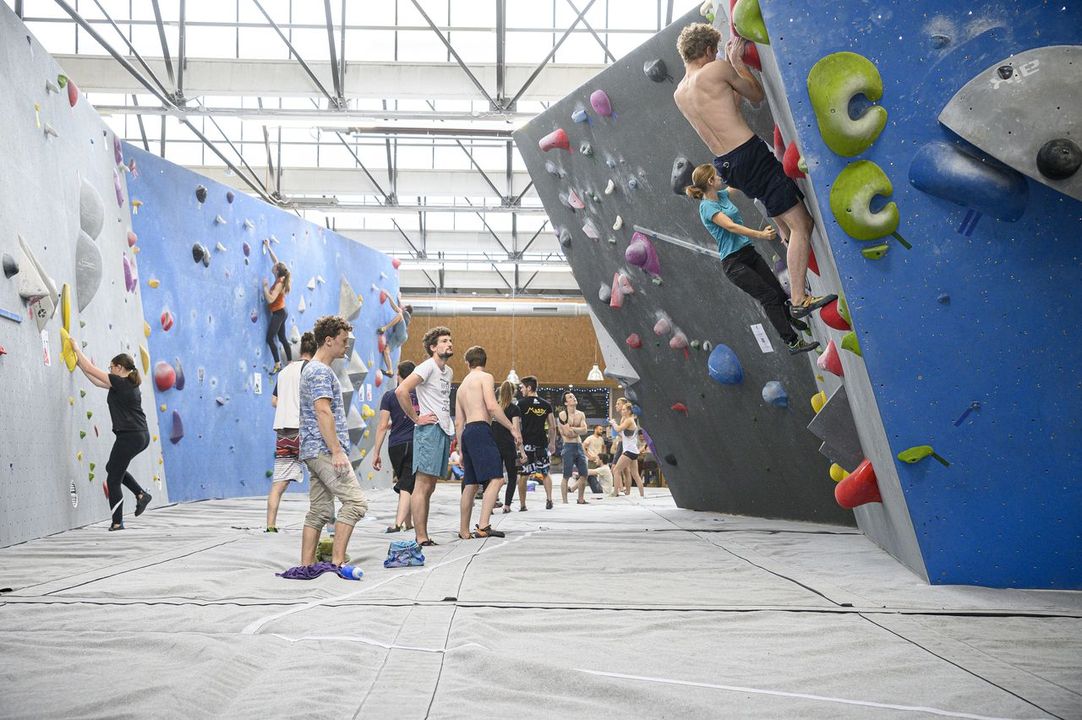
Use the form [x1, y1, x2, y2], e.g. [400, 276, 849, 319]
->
[41, 329, 51, 366]
[750, 323, 773, 354]
[253, 372, 262, 395]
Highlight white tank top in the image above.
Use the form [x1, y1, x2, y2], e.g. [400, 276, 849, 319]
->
[621, 424, 640, 454]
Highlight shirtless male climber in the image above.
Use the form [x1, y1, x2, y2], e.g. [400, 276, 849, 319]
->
[673, 23, 835, 318]
[454, 346, 522, 539]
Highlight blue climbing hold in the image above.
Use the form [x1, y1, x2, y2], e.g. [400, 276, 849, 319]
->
[761, 381, 789, 408]
[707, 344, 743, 385]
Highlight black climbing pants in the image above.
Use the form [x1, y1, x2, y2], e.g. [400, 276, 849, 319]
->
[266, 309, 292, 364]
[499, 446, 519, 507]
[106, 430, 149, 526]
[721, 245, 798, 345]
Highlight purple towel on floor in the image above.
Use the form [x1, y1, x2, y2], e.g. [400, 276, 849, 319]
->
[276, 561, 338, 580]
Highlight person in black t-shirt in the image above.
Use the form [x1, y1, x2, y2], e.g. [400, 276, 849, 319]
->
[515, 375, 557, 510]
[71, 341, 152, 531]
[492, 380, 526, 513]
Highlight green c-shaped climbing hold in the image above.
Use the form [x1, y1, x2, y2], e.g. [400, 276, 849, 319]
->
[808, 52, 887, 157]
[840, 330, 862, 357]
[837, 296, 851, 325]
[861, 243, 890, 260]
[830, 160, 905, 243]
[732, 0, 769, 44]
[898, 445, 951, 467]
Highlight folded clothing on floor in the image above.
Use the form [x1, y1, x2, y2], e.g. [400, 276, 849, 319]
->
[276, 561, 339, 580]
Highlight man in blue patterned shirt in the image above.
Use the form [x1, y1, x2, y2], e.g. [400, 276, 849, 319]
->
[298, 315, 369, 567]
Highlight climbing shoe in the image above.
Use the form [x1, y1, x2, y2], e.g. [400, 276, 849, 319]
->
[790, 294, 838, 318]
[545, 500, 553, 510]
[787, 338, 820, 355]
[788, 316, 810, 333]
[264, 527, 279, 533]
[134, 492, 152, 516]
[108, 523, 125, 531]
[269, 363, 282, 375]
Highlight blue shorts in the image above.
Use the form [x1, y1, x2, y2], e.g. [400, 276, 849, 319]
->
[461, 422, 503, 486]
[413, 424, 452, 478]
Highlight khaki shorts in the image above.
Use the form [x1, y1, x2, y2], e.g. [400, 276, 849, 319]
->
[303, 453, 368, 530]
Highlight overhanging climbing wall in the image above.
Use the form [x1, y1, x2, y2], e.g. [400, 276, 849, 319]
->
[514, 7, 853, 526]
[0, 5, 167, 546]
[126, 147, 401, 502]
[757, 0, 1082, 587]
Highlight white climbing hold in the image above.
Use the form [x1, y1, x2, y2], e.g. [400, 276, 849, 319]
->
[606, 236, 617, 244]
[214, 215, 226, 225]
[298, 297, 307, 313]
[45, 79, 60, 94]
[243, 219, 254, 230]
[612, 215, 623, 230]
[604, 179, 615, 195]
[215, 242, 227, 252]
[307, 277, 316, 291]
[43, 123, 58, 138]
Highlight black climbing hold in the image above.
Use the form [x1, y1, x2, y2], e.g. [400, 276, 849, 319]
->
[937, 293, 950, 304]
[195, 185, 208, 203]
[1035, 138, 1082, 180]
[996, 65, 1014, 80]
[558, 228, 572, 248]
[201, 245, 211, 268]
[192, 243, 205, 264]
[671, 156, 694, 196]
[663, 453, 678, 466]
[226, 191, 235, 204]
[624, 387, 639, 403]
[1, 253, 18, 278]
[644, 58, 670, 82]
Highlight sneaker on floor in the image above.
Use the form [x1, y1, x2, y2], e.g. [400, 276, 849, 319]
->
[385, 524, 404, 533]
[790, 293, 837, 318]
[545, 500, 553, 510]
[786, 338, 820, 355]
[134, 492, 152, 516]
[108, 523, 125, 531]
[519, 506, 528, 512]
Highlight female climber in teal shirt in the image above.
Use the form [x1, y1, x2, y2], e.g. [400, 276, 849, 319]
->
[686, 163, 819, 355]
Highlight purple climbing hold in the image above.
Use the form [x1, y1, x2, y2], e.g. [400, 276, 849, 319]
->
[250, 308, 258, 323]
[226, 191, 235, 204]
[242, 241, 251, 257]
[625, 231, 661, 277]
[169, 410, 184, 444]
[590, 89, 614, 118]
[113, 168, 124, 207]
[195, 185, 208, 203]
[113, 135, 123, 166]
[122, 255, 135, 292]
[174, 357, 186, 391]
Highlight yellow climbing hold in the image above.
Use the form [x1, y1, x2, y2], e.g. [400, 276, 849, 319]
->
[810, 390, 827, 414]
[59, 326, 77, 372]
[69, 396, 75, 406]
[361, 404, 376, 419]
[144, 321, 151, 338]
[829, 463, 849, 483]
[76, 451, 83, 461]
[147, 278, 160, 288]
[160, 404, 167, 412]
[363, 430, 370, 439]
[139, 345, 150, 373]
[359, 449, 367, 459]
[152, 434, 158, 442]
[61, 283, 72, 330]
[367, 472, 374, 480]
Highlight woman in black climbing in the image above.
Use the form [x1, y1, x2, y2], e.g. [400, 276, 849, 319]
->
[262, 239, 292, 374]
[609, 399, 643, 498]
[70, 341, 152, 530]
[686, 164, 821, 355]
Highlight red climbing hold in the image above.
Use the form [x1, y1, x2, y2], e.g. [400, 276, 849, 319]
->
[742, 42, 762, 71]
[374, 372, 382, 388]
[609, 272, 625, 309]
[626, 333, 642, 349]
[835, 459, 881, 509]
[0, 345, 6, 356]
[153, 360, 176, 391]
[378, 334, 387, 354]
[807, 248, 820, 277]
[67, 79, 79, 107]
[783, 142, 806, 179]
[670, 402, 689, 416]
[160, 309, 174, 332]
[539, 129, 570, 152]
[772, 125, 785, 160]
[379, 289, 388, 304]
[820, 299, 851, 331]
[391, 257, 401, 270]
[817, 339, 844, 377]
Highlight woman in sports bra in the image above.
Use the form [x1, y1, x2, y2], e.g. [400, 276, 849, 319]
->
[609, 399, 644, 498]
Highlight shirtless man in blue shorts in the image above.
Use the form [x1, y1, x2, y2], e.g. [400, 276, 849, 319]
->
[674, 22, 835, 318]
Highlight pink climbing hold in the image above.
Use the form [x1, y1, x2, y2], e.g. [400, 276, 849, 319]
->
[626, 333, 642, 349]
[670, 402, 689, 415]
[817, 339, 844, 377]
[669, 331, 689, 350]
[153, 360, 176, 392]
[820, 299, 851, 331]
[539, 128, 570, 152]
[127, 231, 138, 248]
[160, 309, 174, 332]
[392, 257, 402, 270]
[783, 142, 806, 179]
[625, 232, 661, 277]
[374, 371, 383, 388]
[835, 459, 881, 508]
[67, 79, 80, 107]
[122, 256, 135, 292]
[589, 89, 614, 118]
[609, 272, 625, 309]
[615, 272, 634, 295]
[169, 410, 184, 444]
[567, 190, 585, 209]
[113, 168, 124, 207]
[653, 317, 671, 336]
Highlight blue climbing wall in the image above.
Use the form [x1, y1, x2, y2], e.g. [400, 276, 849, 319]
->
[126, 146, 400, 502]
[763, 1, 1082, 587]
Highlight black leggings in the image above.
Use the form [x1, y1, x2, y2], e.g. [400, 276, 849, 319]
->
[106, 431, 149, 525]
[500, 447, 519, 507]
[721, 245, 799, 345]
[266, 309, 292, 364]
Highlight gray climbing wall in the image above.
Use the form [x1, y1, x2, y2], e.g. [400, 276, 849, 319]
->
[514, 7, 853, 525]
[0, 5, 168, 547]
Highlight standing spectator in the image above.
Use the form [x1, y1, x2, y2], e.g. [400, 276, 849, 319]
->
[371, 360, 417, 533]
[557, 392, 590, 504]
[297, 315, 368, 569]
[493, 380, 525, 513]
[266, 331, 316, 532]
[516, 376, 557, 510]
[396, 326, 455, 547]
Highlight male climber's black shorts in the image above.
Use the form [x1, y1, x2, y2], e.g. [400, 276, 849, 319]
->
[713, 136, 803, 218]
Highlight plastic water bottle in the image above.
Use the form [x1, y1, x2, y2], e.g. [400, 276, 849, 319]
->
[338, 565, 364, 580]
